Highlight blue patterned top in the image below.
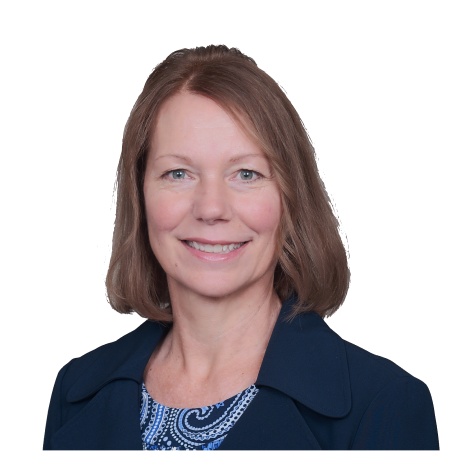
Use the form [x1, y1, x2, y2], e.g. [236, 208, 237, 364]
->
[140, 381, 259, 450]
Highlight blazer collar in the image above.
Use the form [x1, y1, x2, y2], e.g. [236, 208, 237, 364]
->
[66, 319, 167, 403]
[256, 294, 351, 417]
[67, 294, 351, 418]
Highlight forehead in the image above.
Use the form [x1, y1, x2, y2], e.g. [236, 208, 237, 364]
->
[157, 92, 235, 130]
[150, 92, 262, 160]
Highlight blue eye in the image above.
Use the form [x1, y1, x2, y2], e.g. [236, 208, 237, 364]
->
[239, 169, 255, 181]
[163, 169, 262, 183]
[240, 169, 255, 182]
[167, 169, 185, 180]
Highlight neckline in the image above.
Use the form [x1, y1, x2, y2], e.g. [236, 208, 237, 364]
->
[141, 381, 257, 410]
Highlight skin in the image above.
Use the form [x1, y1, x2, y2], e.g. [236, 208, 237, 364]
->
[142, 91, 283, 408]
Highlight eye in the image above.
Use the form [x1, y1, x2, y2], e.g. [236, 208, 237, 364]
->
[240, 169, 262, 183]
[164, 169, 185, 180]
[162, 168, 263, 183]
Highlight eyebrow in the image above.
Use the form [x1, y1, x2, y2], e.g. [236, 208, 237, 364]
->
[155, 153, 264, 163]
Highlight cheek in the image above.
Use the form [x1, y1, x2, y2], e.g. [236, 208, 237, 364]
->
[238, 189, 282, 237]
[145, 190, 190, 237]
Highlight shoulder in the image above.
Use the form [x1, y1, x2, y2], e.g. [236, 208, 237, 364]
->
[342, 338, 435, 417]
[54, 319, 167, 402]
[338, 338, 438, 449]
[44, 320, 169, 450]
[344, 338, 413, 393]
[343, 335, 435, 393]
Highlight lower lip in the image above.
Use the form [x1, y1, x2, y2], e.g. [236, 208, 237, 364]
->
[181, 240, 249, 262]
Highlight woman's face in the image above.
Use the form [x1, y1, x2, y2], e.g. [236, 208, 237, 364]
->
[143, 92, 282, 300]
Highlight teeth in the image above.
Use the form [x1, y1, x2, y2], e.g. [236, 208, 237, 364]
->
[186, 240, 245, 254]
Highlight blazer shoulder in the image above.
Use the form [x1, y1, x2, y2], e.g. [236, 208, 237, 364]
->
[350, 366, 439, 449]
[343, 339, 426, 391]
[344, 339, 412, 380]
[57, 319, 167, 401]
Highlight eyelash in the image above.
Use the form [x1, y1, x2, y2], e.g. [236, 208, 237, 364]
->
[162, 169, 263, 184]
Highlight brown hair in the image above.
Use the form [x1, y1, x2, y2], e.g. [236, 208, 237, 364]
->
[106, 45, 350, 322]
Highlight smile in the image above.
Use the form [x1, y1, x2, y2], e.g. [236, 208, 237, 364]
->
[184, 240, 247, 254]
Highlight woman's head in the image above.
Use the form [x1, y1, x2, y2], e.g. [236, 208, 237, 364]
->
[143, 92, 282, 307]
[106, 45, 350, 322]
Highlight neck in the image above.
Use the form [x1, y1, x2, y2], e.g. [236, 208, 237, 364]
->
[159, 291, 282, 383]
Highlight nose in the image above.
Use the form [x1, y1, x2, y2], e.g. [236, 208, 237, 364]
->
[192, 175, 232, 225]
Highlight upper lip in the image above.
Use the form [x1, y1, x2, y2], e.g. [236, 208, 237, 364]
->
[182, 238, 249, 245]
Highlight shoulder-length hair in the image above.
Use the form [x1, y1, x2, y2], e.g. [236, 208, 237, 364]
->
[106, 45, 350, 322]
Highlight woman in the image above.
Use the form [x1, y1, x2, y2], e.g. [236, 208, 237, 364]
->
[43, 45, 439, 450]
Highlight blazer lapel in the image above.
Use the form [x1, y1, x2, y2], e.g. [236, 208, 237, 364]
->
[49, 320, 168, 450]
[51, 383, 321, 450]
[50, 379, 143, 450]
[221, 385, 321, 450]
[221, 296, 352, 450]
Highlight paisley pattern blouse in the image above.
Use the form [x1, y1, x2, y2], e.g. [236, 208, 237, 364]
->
[140, 382, 259, 450]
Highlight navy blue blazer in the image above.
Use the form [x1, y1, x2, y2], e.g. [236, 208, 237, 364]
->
[43, 296, 439, 450]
